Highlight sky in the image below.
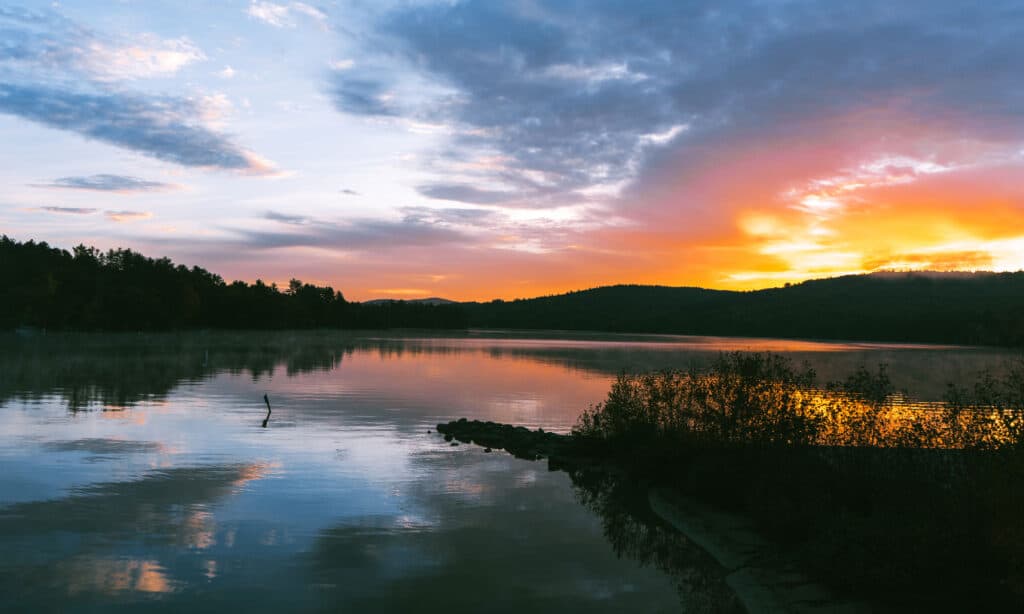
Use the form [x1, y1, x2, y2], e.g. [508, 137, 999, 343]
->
[2, 1, 1024, 301]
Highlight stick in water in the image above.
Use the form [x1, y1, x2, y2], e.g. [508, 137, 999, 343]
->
[262, 394, 272, 428]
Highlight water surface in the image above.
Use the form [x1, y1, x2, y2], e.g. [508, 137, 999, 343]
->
[0, 331, 1012, 612]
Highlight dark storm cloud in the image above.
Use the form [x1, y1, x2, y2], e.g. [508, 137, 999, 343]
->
[37, 174, 173, 192]
[330, 0, 1024, 204]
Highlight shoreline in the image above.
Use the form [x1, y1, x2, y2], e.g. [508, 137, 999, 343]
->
[647, 488, 868, 614]
[436, 419, 868, 613]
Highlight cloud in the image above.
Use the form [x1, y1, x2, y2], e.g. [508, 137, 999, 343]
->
[0, 6, 273, 173]
[83, 35, 205, 81]
[35, 204, 153, 222]
[329, 76, 399, 116]
[264, 210, 310, 225]
[0, 83, 273, 172]
[105, 210, 153, 222]
[38, 206, 98, 215]
[246, 211, 466, 250]
[0, 7, 204, 80]
[247, 2, 326, 28]
[416, 183, 519, 205]
[37, 174, 176, 193]
[328, 0, 1024, 214]
[400, 206, 497, 225]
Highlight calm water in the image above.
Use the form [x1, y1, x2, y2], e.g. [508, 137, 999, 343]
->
[0, 331, 1014, 612]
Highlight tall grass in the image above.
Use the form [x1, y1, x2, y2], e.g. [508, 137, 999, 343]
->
[573, 351, 1024, 452]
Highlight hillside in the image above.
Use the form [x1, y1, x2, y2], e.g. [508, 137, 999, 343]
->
[464, 273, 1024, 346]
[4, 235, 1022, 345]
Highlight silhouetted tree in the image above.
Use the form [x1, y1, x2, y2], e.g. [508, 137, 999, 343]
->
[0, 236, 467, 331]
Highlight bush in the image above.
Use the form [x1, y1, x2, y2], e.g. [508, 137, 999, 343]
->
[573, 352, 820, 450]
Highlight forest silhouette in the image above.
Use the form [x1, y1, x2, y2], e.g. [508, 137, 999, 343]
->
[5, 235, 1024, 346]
[1, 236, 467, 330]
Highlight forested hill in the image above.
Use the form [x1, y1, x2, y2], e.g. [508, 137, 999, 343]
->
[464, 274, 1024, 347]
[1, 237, 467, 331]
[5, 236, 1023, 345]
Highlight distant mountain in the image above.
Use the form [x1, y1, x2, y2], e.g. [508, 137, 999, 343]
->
[463, 272, 1024, 347]
[362, 297, 458, 306]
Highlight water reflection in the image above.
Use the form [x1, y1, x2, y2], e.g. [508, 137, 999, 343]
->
[0, 331, 1017, 612]
[569, 468, 743, 614]
[309, 452, 687, 613]
[1, 331, 1013, 413]
[62, 557, 174, 595]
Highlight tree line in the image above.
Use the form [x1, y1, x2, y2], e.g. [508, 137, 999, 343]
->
[5, 235, 1023, 345]
[0, 236, 468, 331]
[464, 274, 1024, 346]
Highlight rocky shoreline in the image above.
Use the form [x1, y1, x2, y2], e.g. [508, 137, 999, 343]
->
[435, 418, 619, 473]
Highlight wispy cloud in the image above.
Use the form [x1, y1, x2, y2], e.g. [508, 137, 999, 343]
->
[83, 35, 205, 81]
[38, 206, 98, 215]
[251, 210, 466, 250]
[34, 204, 152, 222]
[329, 76, 399, 116]
[0, 7, 204, 80]
[264, 210, 310, 225]
[34, 205, 152, 223]
[105, 210, 152, 222]
[0, 6, 274, 173]
[416, 183, 519, 205]
[247, 2, 326, 28]
[36, 174, 177, 193]
[0, 83, 273, 172]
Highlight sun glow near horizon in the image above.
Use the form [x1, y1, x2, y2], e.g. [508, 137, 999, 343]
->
[2, 2, 1023, 301]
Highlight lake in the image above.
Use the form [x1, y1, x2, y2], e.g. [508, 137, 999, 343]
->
[0, 330, 1014, 612]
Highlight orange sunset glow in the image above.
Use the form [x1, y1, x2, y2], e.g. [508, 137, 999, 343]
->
[2, 1, 1023, 301]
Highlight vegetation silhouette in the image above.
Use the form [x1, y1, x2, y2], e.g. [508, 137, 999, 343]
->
[465, 276, 1024, 346]
[7, 236, 1024, 345]
[1, 236, 468, 331]
[443, 352, 1024, 610]
[575, 354, 1024, 610]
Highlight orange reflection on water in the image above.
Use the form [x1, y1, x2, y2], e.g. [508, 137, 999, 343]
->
[266, 345, 616, 429]
[62, 557, 173, 595]
[181, 509, 216, 550]
[809, 391, 1022, 449]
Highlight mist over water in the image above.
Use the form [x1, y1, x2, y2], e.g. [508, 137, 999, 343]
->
[0, 331, 1012, 612]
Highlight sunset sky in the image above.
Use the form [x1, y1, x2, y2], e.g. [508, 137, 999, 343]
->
[2, 1, 1023, 300]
